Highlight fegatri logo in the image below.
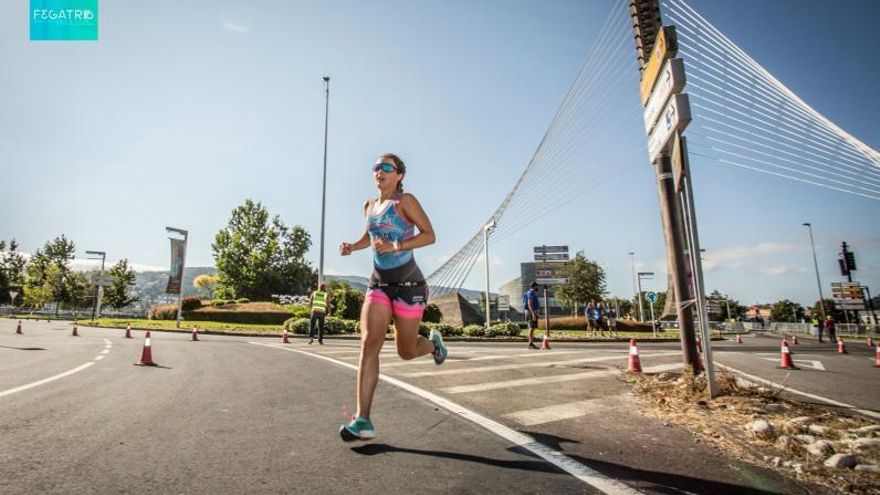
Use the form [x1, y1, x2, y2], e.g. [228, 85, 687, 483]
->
[30, 0, 98, 41]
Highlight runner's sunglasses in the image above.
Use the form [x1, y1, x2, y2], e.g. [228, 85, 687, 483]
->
[372, 162, 398, 173]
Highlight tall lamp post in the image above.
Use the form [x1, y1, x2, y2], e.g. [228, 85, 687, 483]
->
[318, 75, 330, 286]
[629, 252, 640, 321]
[638, 271, 654, 327]
[86, 250, 106, 320]
[802, 223, 827, 321]
[483, 220, 496, 329]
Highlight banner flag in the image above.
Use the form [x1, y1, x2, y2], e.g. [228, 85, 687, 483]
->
[165, 238, 186, 294]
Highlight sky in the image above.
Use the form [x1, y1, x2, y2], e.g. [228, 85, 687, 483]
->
[1, 0, 878, 308]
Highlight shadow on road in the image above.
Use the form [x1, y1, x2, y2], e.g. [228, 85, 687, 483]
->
[351, 443, 562, 475]
[517, 430, 792, 495]
[0, 345, 46, 351]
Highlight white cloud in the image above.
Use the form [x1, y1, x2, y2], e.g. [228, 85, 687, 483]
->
[221, 21, 249, 33]
[756, 265, 791, 277]
[702, 242, 800, 272]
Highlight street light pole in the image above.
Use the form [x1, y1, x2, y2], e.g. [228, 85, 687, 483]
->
[483, 220, 496, 330]
[629, 252, 641, 322]
[803, 223, 827, 320]
[318, 76, 330, 286]
[86, 250, 106, 320]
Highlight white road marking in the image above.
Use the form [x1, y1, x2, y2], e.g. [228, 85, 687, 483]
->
[716, 362, 880, 420]
[94, 355, 105, 361]
[0, 362, 95, 398]
[380, 349, 594, 369]
[401, 351, 682, 378]
[442, 363, 681, 394]
[101, 349, 110, 355]
[504, 398, 622, 426]
[758, 358, 826, 371]
[248, 341, 644, 495]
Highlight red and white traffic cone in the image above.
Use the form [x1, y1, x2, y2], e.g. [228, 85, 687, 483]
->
[135, 331, 157, 366]
[282, 328, 290, 344]
[191, 325, 199, 341]
[16, 321, 22, 335]
[838, 338, 848, 354]
[627, 339, 642, 373]
[125, 324, 132, 339]
[875, 345, 880, 368]
[792, 335, 799, 345]
[735, 334, 742, 344]
[541, 333, 551, 350]
[868, 336, 874, 348]
[778, 339, 797, 369]
[72, 322, 79, 337]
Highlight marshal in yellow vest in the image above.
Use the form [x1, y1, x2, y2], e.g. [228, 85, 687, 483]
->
[311, 290, 328, 314]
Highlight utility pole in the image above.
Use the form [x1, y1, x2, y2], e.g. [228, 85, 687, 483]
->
[86, 250, 106, 321]
[318, 76, 330, 286]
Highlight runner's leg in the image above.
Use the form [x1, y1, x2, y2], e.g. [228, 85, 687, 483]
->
[393, 316, 434, 360]
[356, 298, 392, 419]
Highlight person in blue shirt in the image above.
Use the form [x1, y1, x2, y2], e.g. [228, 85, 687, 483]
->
[585, 301, 599, 337]
[522, 281, 541, 349]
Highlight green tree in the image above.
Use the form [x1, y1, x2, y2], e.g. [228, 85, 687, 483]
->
[771, 299, 804, 322]
[193, 274, 219, 299]
[811, 298, 846, 322]
[212, 200, 316, 300]
[0, 239, 27, 305]
[103, 259, 139, 309]
[23, 235, 78, 312]
[556, 252, 607, 310]
[707, 290, 746, 321]
[327, 282, 365, 320]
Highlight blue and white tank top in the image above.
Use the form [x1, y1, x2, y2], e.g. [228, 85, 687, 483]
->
[367, 195, 416, 270]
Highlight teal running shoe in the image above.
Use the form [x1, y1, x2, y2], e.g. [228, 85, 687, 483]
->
[339, 416, 376, 442]
[429, 329, 448, 365]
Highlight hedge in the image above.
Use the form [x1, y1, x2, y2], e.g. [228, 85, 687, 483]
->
[283, 316, 358, 335]
[181, 297, 202, 311]
[185, 310, 292, 325]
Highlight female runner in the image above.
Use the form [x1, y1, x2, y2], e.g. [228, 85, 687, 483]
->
[338, 153, 447, 441]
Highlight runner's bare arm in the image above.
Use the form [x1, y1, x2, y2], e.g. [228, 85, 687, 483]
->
[395, 193, 436, 251]
[340, 201, 373, 255]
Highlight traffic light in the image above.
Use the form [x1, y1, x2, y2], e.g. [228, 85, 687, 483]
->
[844, 251, 856, 272]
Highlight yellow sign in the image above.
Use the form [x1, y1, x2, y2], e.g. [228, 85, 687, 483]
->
[640, 26, 678, 106]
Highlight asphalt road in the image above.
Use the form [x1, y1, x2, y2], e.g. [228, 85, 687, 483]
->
[3, 319, 875, 494]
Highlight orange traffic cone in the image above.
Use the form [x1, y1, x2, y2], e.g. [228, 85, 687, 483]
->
[72, 322, 79, 337]
[868, 336, 875, 348]
[735, 334, 742, 344]
[16, 321, 22, 335]
[792, 335, 799, 345]
[874, 345, 880, 368]
[838, 338, 848, 354]
[125, 324, 132, 339]
[541, 334, 551, 350]
[191, 326, 199, 341]
[627, 339, 642, 373]
[282, 328, 290, 344]
[135, 331, 157, 366]
[778, 339, 797, 369]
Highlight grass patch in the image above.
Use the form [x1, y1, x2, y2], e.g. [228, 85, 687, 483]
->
[79, 318, 285, 336]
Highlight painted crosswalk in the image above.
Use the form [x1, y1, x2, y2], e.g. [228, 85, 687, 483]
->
[283, 341, 684, 429]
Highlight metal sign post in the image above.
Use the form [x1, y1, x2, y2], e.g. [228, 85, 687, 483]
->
[646, 291, 657, 335]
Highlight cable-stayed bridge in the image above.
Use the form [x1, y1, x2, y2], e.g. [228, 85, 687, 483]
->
[427, 0, 879, 297]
